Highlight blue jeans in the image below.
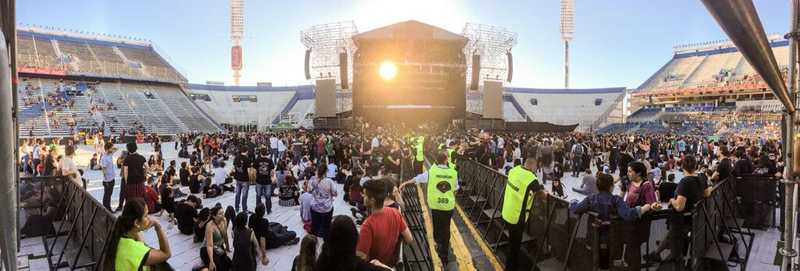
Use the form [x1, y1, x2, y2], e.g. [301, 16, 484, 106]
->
[255, 184, 272, 212]
[235, 181, 250, 212]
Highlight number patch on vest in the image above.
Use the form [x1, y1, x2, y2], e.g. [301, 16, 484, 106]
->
[436, 181, 452, 193]
[437, 198, 449, 204]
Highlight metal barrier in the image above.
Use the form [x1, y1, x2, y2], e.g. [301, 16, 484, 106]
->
[396, 157, 434, 271]
[19, 176, 115, 271]
[455, 158, 755, 270]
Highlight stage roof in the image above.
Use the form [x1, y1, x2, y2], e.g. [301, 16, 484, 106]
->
[352, 20, 467, 43]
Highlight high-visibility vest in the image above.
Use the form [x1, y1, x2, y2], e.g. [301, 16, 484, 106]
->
[427, 165, 458, 211]
[415, 136, 425, 161]
[115, 238, 151, 271]
[502, 166, 537, 224]
[447, 148, 455, 168]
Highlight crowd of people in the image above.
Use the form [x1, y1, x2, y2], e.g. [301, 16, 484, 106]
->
[17, 119, 785, 270]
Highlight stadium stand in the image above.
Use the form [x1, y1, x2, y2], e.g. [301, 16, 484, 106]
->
[506, 87, 626, 131]
[187, 84, 309, 130]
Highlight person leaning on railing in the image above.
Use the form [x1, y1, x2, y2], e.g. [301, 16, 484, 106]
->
[570, 173, 661, 270]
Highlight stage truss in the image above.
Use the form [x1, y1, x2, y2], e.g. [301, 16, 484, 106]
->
[301, 21, 358, 85]
[462, 23, 517, 87]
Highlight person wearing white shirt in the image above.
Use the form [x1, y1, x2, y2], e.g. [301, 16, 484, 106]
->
[371, 136, 380, 149]
[61, 145, 83, 189]
[212, 162, 228, 186]
[269, 135, 279, 162]
[277, 137, 287, 161]
[100, 142, 117, 211]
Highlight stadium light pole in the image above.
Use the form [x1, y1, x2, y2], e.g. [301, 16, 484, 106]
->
[787, 1, 800, 268]
[231, 0, 244, 86]
[560, 0, 574, 89]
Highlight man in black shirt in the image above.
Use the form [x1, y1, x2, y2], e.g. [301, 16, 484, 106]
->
[732, 147, 754, 177]
[234, 147, 252, 213]
[646, 155, 708, 263]
[123, 142, 148, 200]
[175, 195, 200, 235]
[254, 148, 275, 214]
[711, 146, 732, 183]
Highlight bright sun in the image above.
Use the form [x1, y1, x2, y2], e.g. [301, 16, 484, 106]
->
[379, 61, 397, 80]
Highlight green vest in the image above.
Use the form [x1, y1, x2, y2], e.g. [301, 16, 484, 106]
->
[115, 237, 151, 271]
[447, 148, 455, 168]
[415, 136, 425, 161]
[427, 165, 457, 211]
[502, 166, 537, 224]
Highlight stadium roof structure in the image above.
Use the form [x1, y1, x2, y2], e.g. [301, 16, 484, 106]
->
[187, 83, 314, 93]
[505, 87, 626, 94]
[352, 20, 467, 43]
[17, 25, 152, 50]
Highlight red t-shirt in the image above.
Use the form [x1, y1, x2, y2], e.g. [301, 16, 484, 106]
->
[144, 186, 159, 213]
[356, 207, 407, 266]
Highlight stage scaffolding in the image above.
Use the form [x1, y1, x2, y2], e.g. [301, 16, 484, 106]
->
[301, 21, 358, 86]
[462, 23, 517, 87]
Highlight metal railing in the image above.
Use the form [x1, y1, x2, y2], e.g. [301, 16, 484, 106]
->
[19, 176, 115, 271]
[455, 158, 755, 270]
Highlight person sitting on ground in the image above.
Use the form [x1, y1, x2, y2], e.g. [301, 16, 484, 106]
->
[158, 174, 176, 224]
[104, 198, 172, 270]
[356, 179, 414, 267]
[248, 203, 299, 250]
[299, 181, 314, 233]
[144, 177, 161, 214]
[292, 234, 318, 271]
[551, 176, 566, 198]
[232, 212, 269, 270]
[176, 195, 200, 235]
[180, 162, 190, 186]
[194, 208, 210, 243]
[570, 173, 660, 270]
[315, 215, 393, 271]
[199, 206, 232, 271]
[573, 168, 598, 196]
[89, 153, 101, 170]
[279, 173, 301, 206]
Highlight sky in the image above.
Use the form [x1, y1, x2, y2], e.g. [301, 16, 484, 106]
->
[17, 0, 791, 89]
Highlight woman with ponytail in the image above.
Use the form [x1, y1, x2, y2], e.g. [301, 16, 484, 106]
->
[104, 198, 171, 270]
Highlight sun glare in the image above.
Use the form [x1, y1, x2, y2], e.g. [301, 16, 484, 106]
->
[379, 61, 398, 80]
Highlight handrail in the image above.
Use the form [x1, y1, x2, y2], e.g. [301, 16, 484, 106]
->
[19, 176, 116, 270]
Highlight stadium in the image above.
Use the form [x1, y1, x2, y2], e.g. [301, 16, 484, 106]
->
[0, 0, 798, 271]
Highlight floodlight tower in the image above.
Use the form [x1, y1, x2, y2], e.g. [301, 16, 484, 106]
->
[231, 0, 244, 85]
[560, 0, 574, 89]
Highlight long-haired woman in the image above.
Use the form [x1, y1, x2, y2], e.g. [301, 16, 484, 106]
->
[104, 198, 171, 270]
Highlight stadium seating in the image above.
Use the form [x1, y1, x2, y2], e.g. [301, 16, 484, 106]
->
[507, 88, 625, 131]
[16, 27, 184, 83]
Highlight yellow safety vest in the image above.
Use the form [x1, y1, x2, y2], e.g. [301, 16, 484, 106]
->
[115, 237, 151, 271]
[502, 166, 537, 224]
[427, 165, 458, 211]
[415, 136, 425, 162]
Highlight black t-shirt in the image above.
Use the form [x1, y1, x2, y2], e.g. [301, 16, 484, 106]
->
[733, 158, 754, 177]
[124, 153, 147, 184]
[233, 154, 251, 182]
[386, 150, 401, 174]
[44, 155, 56, 176]
[675, 175, 706, 214]
[253, 156, 274, 185]
[175, 202, 197, 235]
[716, 158, 732, 181]
[179, 168, 190, 185]
[248, 216, 271, 241]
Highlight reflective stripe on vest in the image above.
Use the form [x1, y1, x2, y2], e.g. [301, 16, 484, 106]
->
[502, 166, 537, 224]
[447, 148, 455, 168]
[415, 136, 425, 161]
[427, 165, 457, 211]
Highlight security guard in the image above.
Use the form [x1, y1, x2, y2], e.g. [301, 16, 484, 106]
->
[400, 151, 457, 266]
[413, 135, 425, 175]
[446, 141, 457, 169]
[502, 156, 544, 271]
